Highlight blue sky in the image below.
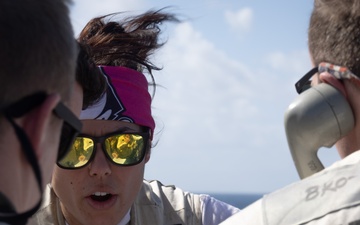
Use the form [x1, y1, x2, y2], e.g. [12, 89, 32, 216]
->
[70, 0, 340, 194]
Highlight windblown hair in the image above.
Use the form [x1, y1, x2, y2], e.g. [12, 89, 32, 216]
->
[0, 0, 77, 105]
[76, 43, 106, 109]
[309, 0, 360, 75]
[78, 8, 179, 94]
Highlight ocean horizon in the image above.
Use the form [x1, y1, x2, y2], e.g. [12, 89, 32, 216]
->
[201, 193, 264, 209]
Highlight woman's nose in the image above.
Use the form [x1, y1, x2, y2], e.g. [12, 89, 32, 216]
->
[88, 143, 112, 177]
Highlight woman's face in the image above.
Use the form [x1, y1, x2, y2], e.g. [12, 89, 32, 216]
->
[52, 119, 150, 225]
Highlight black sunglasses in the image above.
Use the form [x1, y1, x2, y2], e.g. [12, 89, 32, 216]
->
[295, 67, 319, 94]
[57, 130, 149, 169]
[2, 92, 82, 162]
[295, 63, 360, 94]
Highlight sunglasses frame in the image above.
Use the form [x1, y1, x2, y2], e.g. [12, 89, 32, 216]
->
[295, 67, 318, 94]
[1, 92, 82, 161]
[57, 130, 150, 169]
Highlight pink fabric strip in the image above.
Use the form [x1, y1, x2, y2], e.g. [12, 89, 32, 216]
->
[80, 66, 155, 138]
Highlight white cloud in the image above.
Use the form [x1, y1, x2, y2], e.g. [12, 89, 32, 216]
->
[153, 22, 259, 137]
[70, 0, 147, 36]
[146, 22, 302, 193]
[224, 7, 253, 31]
[266, 50, 311, 74]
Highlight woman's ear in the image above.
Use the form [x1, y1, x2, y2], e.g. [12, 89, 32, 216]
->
[21, 94, 61, 159]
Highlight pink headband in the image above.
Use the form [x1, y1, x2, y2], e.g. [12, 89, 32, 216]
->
[80, 66, 155, 138]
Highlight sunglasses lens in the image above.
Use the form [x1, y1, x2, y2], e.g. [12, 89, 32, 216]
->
[57, 137, 94, 168]
[57, 122, 77, 162]
[105, 134, 145, 165]
[54, 101, 82, 162]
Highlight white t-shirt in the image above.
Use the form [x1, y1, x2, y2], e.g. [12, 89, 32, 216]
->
[220, 150, 360, 225]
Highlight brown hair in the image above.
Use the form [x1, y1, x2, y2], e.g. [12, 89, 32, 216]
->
[76, 43, 107, 109]
[309, 0, 360, 75]
[78, 8, 179, 96]
[0, 0, 77, 105]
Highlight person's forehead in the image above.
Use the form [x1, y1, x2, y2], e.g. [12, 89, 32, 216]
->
[81, 119, 141, 136]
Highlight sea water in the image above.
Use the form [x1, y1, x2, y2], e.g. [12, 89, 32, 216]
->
[202, 193, 264, 209]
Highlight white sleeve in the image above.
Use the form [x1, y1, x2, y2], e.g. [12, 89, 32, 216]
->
[200, 194, 241, 225]
[219, 199, 263, 225]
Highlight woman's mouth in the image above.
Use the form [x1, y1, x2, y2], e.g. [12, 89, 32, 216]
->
[91, 192, 112, 202]
[86, 192, 117, 209]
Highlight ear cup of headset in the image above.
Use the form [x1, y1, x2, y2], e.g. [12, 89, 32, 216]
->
[284, 83, 354, 179]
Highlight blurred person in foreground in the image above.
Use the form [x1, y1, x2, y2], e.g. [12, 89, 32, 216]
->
[220, 0, 360, 224]
[31, 9, 240, 225]
[0, 0, 81, 225]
